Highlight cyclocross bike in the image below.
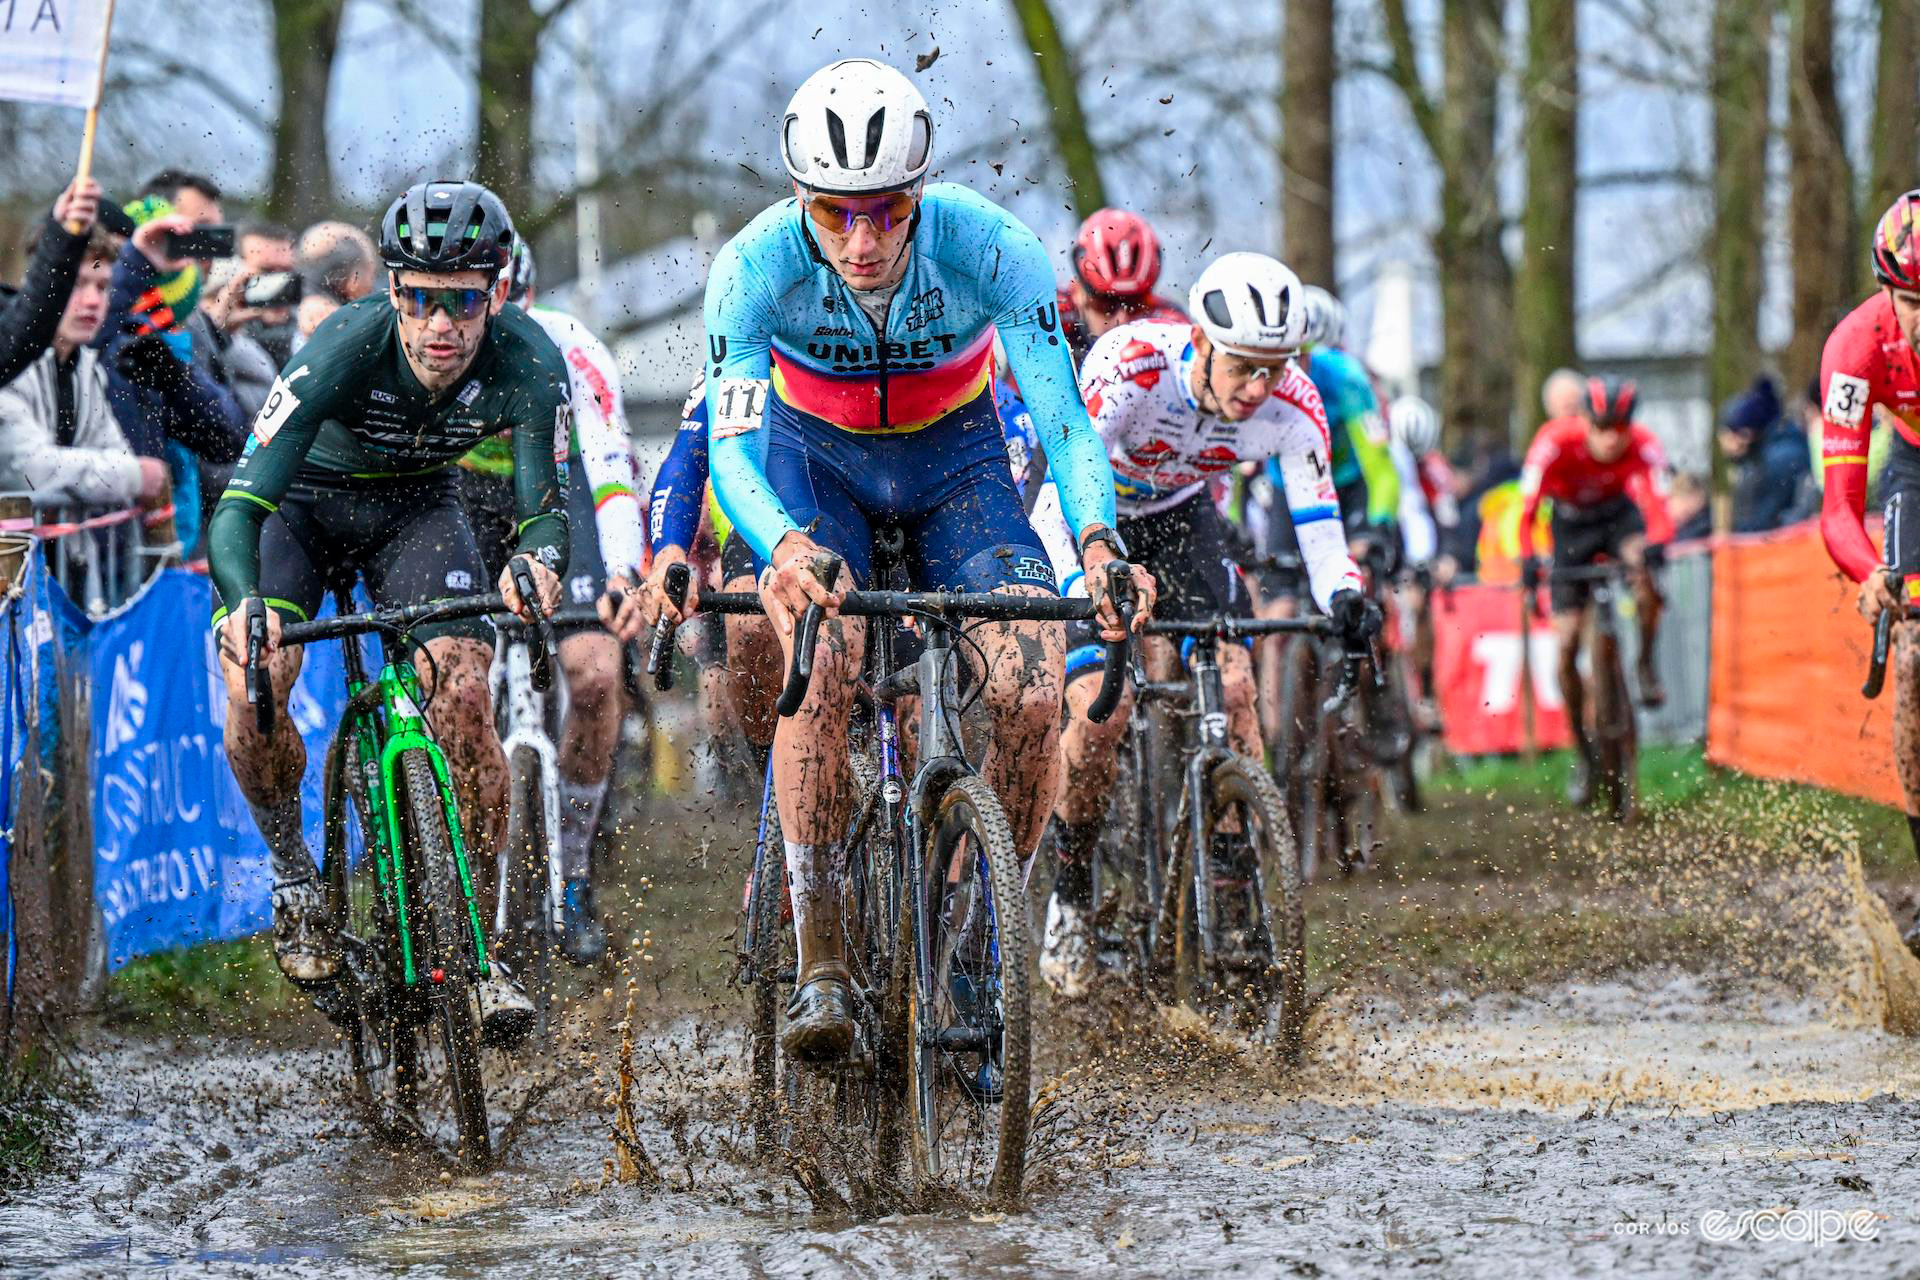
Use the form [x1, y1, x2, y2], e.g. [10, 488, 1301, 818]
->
[489, 601, 634, 1034]
[1283, 534, 1413, 879]
[244, 564, 555, 1169]
[1536, 560, 1642, 823]
[673, 544, 1126, 1205]
[1086, 609, 1355, 1063]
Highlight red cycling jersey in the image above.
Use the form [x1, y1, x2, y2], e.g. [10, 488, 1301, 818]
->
[1818, 291, 1920, 583]
[1517, 415, 1674, 560]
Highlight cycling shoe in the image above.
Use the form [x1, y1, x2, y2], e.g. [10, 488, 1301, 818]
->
[478, 959, 537, 1048]
[1039, 894, 1096, 998]
[271, 878, 341, 986]
[782, 976, 856, 1064]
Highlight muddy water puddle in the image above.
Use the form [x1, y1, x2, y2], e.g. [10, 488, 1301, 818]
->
[7, 971, 1919, 1280]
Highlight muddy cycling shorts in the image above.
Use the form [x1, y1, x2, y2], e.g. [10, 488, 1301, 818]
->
[748, 384, 1058, 596]
[1549, 495, 1644, 612]
[1065, 489, 1253, 683]
[236, 469, 493, 644]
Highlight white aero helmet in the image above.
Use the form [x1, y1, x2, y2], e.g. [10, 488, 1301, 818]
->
[781, 59, 933, 195]
[1299, 284, 1346, 349]
[1188, 253, 1308, 358]
[1389, 394, 1442, 456]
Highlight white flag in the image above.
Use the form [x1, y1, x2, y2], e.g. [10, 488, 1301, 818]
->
[0, 0, 111, 111]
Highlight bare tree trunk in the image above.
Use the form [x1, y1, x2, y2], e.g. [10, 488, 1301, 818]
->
[1710, 0, 1773, 498]
[1438, 0, 1514, 451]
[476, 0, 546, 221]
[1282, 0, 1337, 288]
[1866, 0, 1920, 295]
[1514, 0, 1578, 434]
[1006, 0, 1108, 217]
[265, 0, 347, 229]
[1786, 0, 1855, 389]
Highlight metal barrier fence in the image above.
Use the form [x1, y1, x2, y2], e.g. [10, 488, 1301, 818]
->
[0, 493, 181, 619]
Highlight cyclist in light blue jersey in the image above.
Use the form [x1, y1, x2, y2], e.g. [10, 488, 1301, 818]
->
[701, 58, 1149, 1060]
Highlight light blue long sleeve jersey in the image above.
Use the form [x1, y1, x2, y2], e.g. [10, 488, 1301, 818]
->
[701, 182, 1117, 560]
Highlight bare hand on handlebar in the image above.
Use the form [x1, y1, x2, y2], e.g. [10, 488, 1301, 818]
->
[1858, 566, 1902, 625]
[1081, 538, 1155, 639]
[498, 553, 562, 622]
[761, 532, 845, 636]
[630, 546, 702, 634]
[218, 594, 284, 672]
[598, 570, 650, 643]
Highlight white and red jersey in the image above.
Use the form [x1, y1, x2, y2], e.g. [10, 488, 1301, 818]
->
[527, 305, 647, 578]
[1079, 320, 1360, 609]
[1819, 291, 1920, 582]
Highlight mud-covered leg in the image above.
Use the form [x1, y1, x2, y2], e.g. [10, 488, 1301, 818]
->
[973, 590, 1066, 856]
[1554, 607, 1593, 807]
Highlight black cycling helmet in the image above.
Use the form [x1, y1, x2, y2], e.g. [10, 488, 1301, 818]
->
[1585, 375, 1638, 429]
[379, 179, 515, 276]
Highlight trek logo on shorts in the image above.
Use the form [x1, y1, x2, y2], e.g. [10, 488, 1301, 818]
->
[1012, 556, 1057, 587]
[570, 575, 595, 604]
[446, 570, 473, 590]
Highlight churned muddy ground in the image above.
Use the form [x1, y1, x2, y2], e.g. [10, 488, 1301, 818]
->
[9, 765, 1920, 1278]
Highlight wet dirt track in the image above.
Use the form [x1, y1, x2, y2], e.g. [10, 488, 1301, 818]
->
[10, 786, 1920, 1278]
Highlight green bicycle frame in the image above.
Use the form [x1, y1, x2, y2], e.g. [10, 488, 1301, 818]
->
[341, 653, 490, 986]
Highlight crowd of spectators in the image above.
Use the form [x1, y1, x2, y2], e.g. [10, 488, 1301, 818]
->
[0, 169, 385, 559]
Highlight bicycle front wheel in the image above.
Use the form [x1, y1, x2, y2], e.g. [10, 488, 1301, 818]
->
[907, 775, 1030, 1204]
[503, 746, 554, 1036]
[399, 748, 493, 1169]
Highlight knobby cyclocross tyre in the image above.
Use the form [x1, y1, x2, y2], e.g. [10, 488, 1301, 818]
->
[399, 748, 492, 1168]
[908, 775, 1031, 1205]
[503, 747, 553, 1037]
[1207, 756, 1309, 1063]
[1592, 634, 1637, 824]
[747, 799, 789, 1156]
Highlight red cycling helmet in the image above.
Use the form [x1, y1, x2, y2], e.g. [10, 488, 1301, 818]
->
[1071, 208, 1161, 299]
[1585, 376, 1638, 428]
[1873, 189, 1920, 291]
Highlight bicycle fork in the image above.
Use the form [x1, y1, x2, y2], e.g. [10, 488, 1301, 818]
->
[495, 637, 564, 940]
[1184, 641, 1234, 964]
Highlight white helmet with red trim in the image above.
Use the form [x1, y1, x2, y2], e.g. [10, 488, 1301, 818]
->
[781, 59, 933, 195]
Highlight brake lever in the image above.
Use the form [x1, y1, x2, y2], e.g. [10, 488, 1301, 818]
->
[1865, 609, 1894, 699]
[510, 559, 557, 693]
[777, 552, 845, 718]
[1087, 561, 1134, 724]
[648, 562, 692, 692]
[244, 598, 274, 735]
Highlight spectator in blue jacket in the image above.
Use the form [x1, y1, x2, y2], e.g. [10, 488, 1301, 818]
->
[1719, 374, 1813, 534]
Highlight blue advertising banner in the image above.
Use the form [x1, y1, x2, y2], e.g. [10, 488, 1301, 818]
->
[86, 569, 348, 970]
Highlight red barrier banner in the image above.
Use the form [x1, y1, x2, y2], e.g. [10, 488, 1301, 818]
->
[1706, 521, 1902, 808]
[1432, 583, 1572, 755]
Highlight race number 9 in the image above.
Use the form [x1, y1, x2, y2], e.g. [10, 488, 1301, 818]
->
[712, 378, 769, 440]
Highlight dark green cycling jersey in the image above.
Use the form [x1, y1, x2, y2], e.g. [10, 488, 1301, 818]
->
[208, 295, 570, 616]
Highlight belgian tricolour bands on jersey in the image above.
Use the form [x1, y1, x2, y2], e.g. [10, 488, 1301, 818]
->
[703, 182, 1115, 589]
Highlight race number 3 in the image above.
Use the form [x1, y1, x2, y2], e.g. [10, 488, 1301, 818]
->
[1826, 373, 1870, 427]
[712, 378, 769, 439]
